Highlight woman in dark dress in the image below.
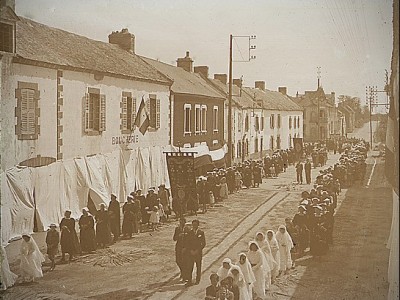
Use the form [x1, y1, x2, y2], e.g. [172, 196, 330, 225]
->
[122, 196, 135, 238]
[78, 208, 96, 253]
[95, 204, 111, 248]
[59, 210, 80, 261]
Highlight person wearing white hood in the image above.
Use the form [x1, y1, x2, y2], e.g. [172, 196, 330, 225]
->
[217, 258, 232, 281]
[275, 225, 294, 275]
[238, 253, 256, 299]
[266, 230, 280, 283]
[228, 264, 252, 300]
[255, 232, 275, 290]
[1, 245, 18, 290]
[19, 233, 45, 282]
[246, 241, 267, 299]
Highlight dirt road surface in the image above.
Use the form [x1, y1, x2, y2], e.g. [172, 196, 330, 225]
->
[1, 138, 392, 299]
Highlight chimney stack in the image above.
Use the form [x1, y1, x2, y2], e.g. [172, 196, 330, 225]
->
[233, 78, 242, 88]
[108, 29, 135, 53]
[214, 74, 227, 85]
[194, 66, 209, 78]
[255, 81, 265, 91]
[177, 51, 193, 72]
[278, 86, 287, 96]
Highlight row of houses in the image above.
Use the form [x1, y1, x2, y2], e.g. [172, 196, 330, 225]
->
[1, 4, 358, 175]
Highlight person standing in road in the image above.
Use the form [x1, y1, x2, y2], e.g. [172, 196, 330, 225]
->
[305, 159, 312, 184]
[46, 224, 59, 271]
[60, 210, 80, 262]
[296, 161, 304, 184]
[186, 219, 206, 286]
[95, 204, 111, 248]
[173, 217, 186, 280]
[108, 193, 121, 243]
[78, 208, 96, 253]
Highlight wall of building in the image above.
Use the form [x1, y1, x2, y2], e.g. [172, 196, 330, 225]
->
[1, 61, 171, 169]
[1, 60, 58, 170]
[173, 94, 224, 148]
[61, 70, 170, 159]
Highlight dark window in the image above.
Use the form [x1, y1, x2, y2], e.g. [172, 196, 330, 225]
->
[0, 22, 13, 53]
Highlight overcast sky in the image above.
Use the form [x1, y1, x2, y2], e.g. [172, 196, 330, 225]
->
[16, 0, 393, 108]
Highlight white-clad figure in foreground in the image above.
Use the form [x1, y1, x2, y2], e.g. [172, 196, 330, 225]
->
[266, 230, 280, 283]
[255, 231, 276, 290]
[1, 245, 18, 290]
[238, 253, 256, 299]
[217, 257, 232, 281]
[275, 225, 294, 275]
[19, 234, 45, 282]
[229, 264, 251, 300]
[246, 241, 267, 299]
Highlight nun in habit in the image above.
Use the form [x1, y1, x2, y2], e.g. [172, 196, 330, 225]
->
[19, 234, 45, 282]
[1, 245, 18, 290]
[238, 253, 256, 299]
[217, 257, 232, 281]
[266, 230, 280, 282]
[246, 241, 267, 299]
[275, 225, 294, 275]
[228, 264, 251, 300]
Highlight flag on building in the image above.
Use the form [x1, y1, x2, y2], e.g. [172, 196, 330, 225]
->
[134, 96, 150, 135]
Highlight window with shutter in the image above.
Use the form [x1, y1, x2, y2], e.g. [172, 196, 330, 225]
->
[201, 105, 207, 132]
[184, 104, 191, 134]
[156, 98, 160, 129]
[121, 96, 128, 130]
[131, 97, 137, 130]
[213, 106, 219, 132]
[195, 105, 201, 133]
[15, 82, 40, 140]
[149, 94, 157, 128]
[83, 93, 90, 132]
[20, 89, 36, 135]
[99, 94, 106, 131]
[277, 114, 281, 128]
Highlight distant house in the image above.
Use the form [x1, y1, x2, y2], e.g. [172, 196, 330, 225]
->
[143, 53, 226, 169]
[338, 103, 356, 133]
[292, 86, 338, 142]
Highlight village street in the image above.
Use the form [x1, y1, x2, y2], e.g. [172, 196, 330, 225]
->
[0, 123, 391, 300]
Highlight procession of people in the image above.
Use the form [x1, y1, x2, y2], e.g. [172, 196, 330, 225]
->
[1, 137, 368, 296]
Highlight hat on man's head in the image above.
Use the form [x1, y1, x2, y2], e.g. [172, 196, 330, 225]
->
[111, 193, 117, 199]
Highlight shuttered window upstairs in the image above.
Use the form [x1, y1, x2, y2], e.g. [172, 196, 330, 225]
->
[83, 88, 106, 135]
[15, 82, 40, 140]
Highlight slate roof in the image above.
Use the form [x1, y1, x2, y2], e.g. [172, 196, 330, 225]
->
[242, 87, 303, 111]
[292, 87, 334, 108]
[14, 17, 171, 85]
[207, 79, 259, 108]
[142, 57, 225, 99]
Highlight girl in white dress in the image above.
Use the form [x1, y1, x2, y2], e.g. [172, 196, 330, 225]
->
[1, 245, 18, 290]
[246, 241, 267, 299]
[216, 257, 232, 281]
[229, 264, 251, 300]
[19, 234, 45, 282]
[266, 230, 280, 282]
[275, 225, 294, 275]
[238, 253, 256, 299]
[255, 232, 275, 290]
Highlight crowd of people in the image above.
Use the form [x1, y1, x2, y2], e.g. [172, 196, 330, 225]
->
[203, 138, 368, 300]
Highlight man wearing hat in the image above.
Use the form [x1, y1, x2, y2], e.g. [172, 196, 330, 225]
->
[304, 159, 312, 185]
[108, 193, 121, 243]
[46, 224, 59, 271]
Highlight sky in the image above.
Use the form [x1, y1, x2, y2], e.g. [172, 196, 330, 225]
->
[16, 0, 393, 110]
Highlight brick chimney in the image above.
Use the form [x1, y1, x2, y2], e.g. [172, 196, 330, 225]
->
[214, 74, 227, 85]
[233, 78, 242, 88]
[255, 81, 265, 91]
[177, 51, 193, 72]
[108, 29, 135, 53]
[194, 66, 209, 78]
[278, 86, 287, 95]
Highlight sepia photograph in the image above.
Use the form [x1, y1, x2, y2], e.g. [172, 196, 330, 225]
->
[0, 0, 398, 299]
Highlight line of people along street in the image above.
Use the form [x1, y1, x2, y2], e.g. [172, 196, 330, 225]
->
[202, 138, 368, 300]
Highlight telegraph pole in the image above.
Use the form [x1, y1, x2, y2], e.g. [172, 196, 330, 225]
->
[227, 34, 256, 167]
[317, 67, 321, 140]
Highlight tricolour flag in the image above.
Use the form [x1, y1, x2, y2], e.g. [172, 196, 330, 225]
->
[385, 78, 399, 196]
[134, 96, 150, 135]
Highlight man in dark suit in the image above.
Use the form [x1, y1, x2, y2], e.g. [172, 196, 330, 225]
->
[173, 217, 187, 280]
[186, 219, 206, 286]
[305, 159, 312, 184]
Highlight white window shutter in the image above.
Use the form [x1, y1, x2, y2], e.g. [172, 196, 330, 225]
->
[99, 94, 106, 131]
[122, 96, 128, 130]
[156, 98, 160, 129]
[20, 89, 36, 135]
[131, 97, 137, 129]
[83, 93, 90, 132]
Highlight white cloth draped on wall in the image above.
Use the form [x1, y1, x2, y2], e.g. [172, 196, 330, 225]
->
[1, 146, 170, 246]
